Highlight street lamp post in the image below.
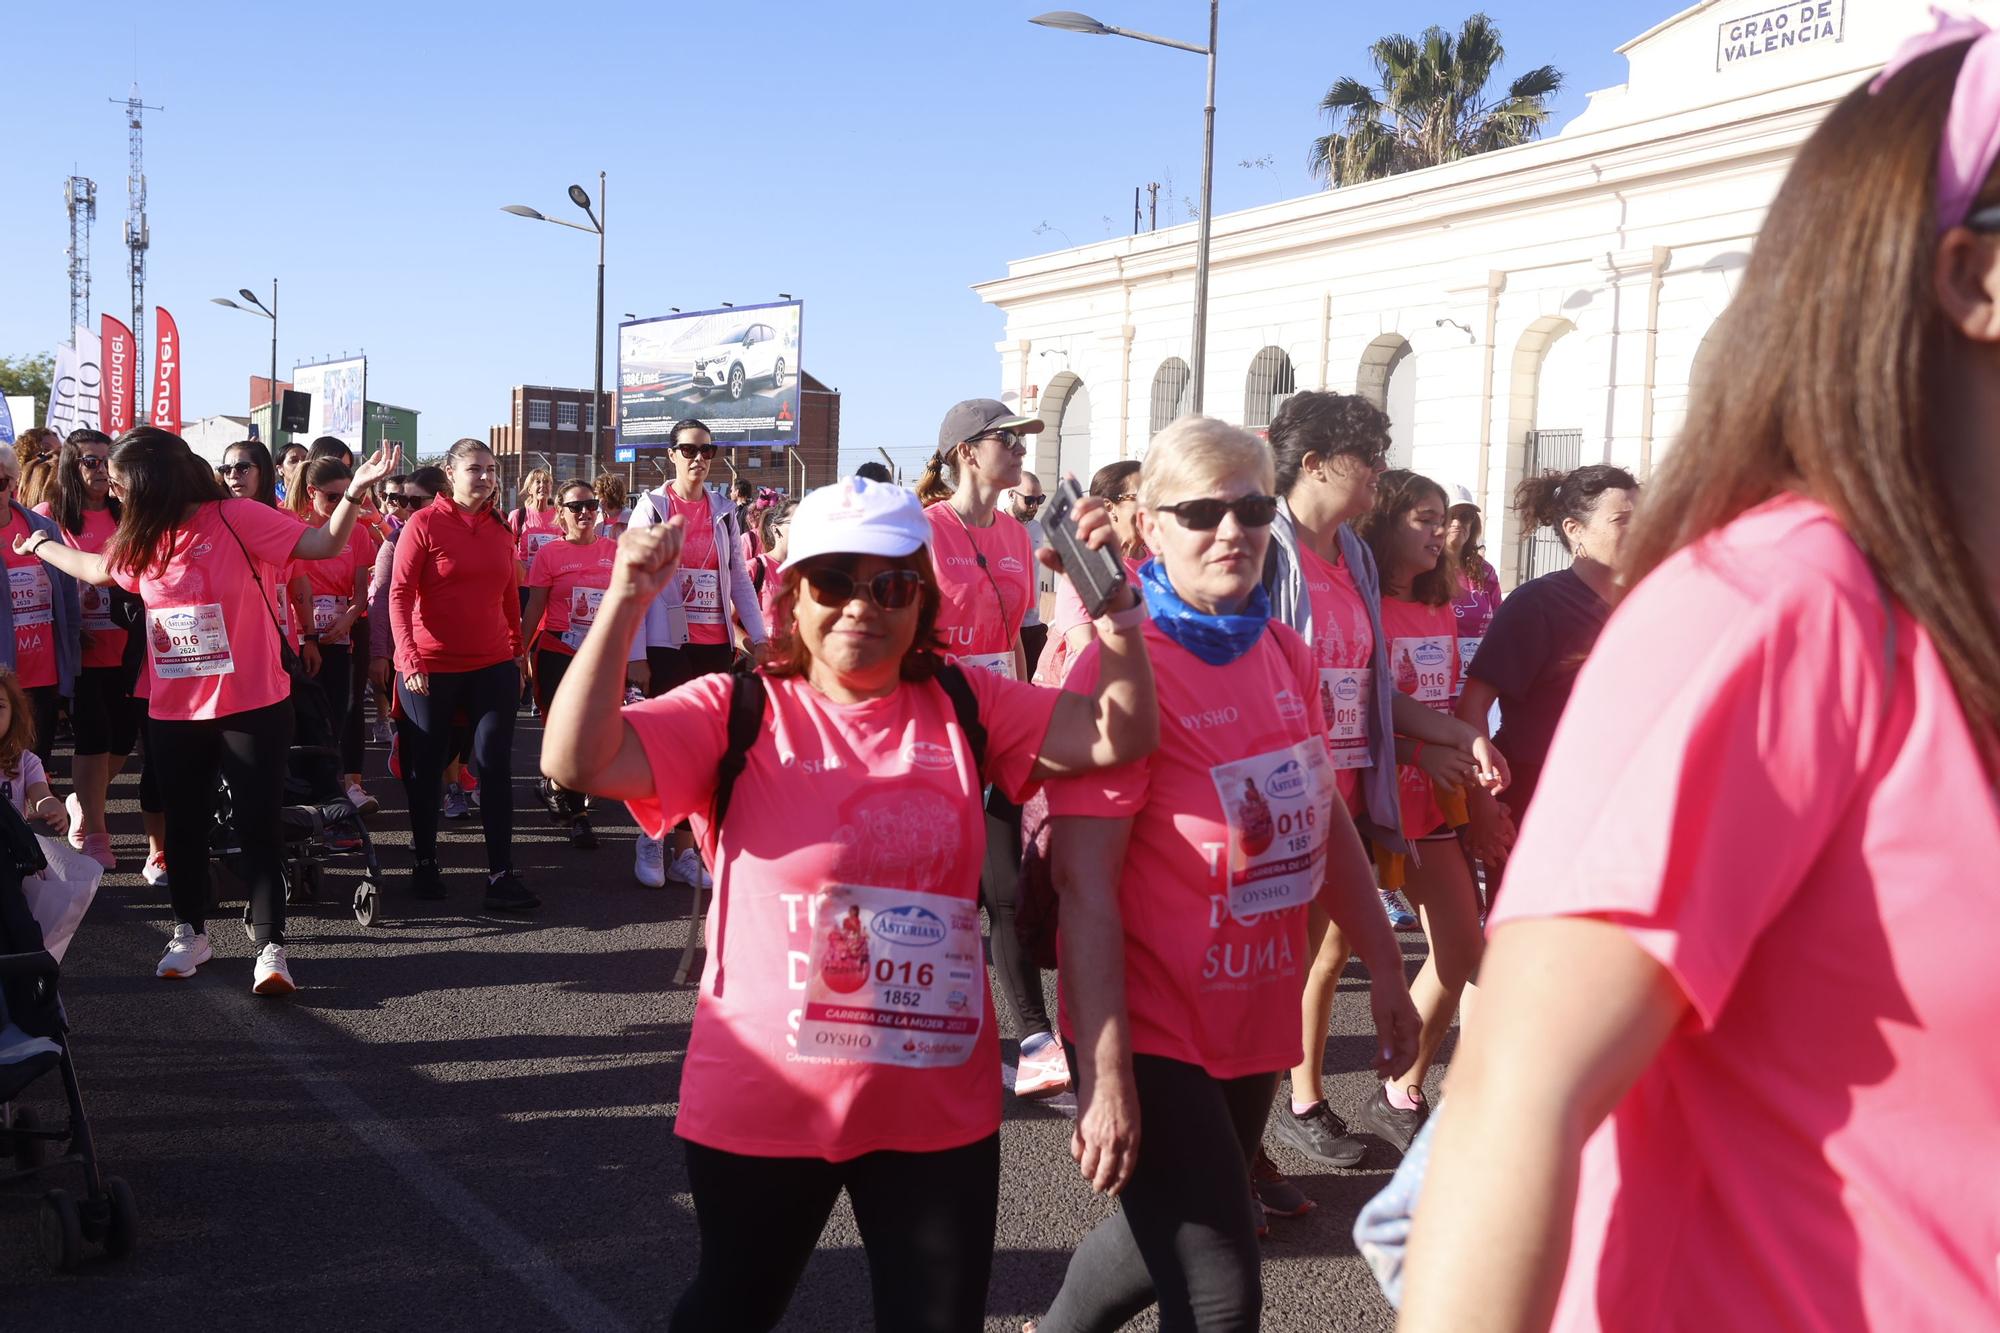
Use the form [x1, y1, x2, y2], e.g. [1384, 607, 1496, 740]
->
[211, 280, 279, 443]
[503, 171, 613, 484]
[1032, 5, 1217, 414]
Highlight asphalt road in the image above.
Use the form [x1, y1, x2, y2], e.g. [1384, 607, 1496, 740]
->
[0, 711, 1446, 1332]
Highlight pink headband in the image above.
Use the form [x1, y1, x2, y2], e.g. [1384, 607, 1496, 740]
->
[1873, 6, 2000, 231]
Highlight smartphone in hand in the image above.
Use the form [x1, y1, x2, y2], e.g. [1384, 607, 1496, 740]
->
[1042, 478, 1128, 619]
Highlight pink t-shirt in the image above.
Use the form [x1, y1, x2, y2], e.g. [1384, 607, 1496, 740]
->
[753, 552, 783, 642]
[110, 499, 305, 722]
[670, 493, 727, 647]
[299, 521, 370, 647]
[525, 536, 617, 656]
[1, 509, 56, 690]
[1299, 543, 1375, 810]
[1379, 595, 1461, 837]
[512, 506, 562, 567]
[624, 666, 1060, 1161]
[1048, 620, 1335, 1080]
[1450, 565, 1502, 697]
[40, 504, 125, 669]
[1493, 496, 2000, 1332]
[1034, 556, 1145, 687]
[925, 503, 1034, 677]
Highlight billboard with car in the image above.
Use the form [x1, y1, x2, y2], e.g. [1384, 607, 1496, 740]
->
[618, 300, 802, 448]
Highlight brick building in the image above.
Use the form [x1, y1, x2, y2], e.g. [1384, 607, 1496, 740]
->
[489, 385, 616, 497]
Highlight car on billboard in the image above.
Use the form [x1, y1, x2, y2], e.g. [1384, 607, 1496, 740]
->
[689, 322, 788, 402]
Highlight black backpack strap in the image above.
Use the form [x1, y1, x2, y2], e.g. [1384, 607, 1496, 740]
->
[712, 666, 768, 828]
[933, 664, 986, 779]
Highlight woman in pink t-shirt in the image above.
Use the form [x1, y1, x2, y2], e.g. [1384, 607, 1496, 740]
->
[1033, 417, 1419, 1333]
[751, 498, 795, 652]
[20, 426, 397, 995]
[1033, 459, 1145, 687]
[522, 479, 616, 849]
[1399, 31, 2000, 1331]
[542, 475, 1157, 1331]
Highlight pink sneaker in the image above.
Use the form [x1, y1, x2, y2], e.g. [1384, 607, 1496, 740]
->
[82, 833, 116, 872]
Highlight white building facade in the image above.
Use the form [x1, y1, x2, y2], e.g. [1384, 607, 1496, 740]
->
[975, 0, 1931, 585]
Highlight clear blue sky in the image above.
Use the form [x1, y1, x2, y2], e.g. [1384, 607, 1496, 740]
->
[4, 0, 1654, 474]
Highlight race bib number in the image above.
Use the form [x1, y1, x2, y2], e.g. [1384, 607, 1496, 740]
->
[312, 594, 351, 644]
[8, 566, 51, 629]
[1319, 666, 1372, 771]
[560, 585, 607, 652]
[1454, 637, 1483, 697]
[678, 568, 722, 625]
[149, 604, 235, 679]
[958, 651, 1016, 680]
[79, 582, 116, 633]
[1209, 738, 1335, 919]
[524, 532, 560, 560]
[799, 884, 984, 1068]
[1391, 635, 1454, 710]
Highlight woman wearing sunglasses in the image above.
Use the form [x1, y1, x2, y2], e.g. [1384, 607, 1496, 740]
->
[288, 458, 379, 815]
[1031, 417, 1419, 1333]
[543, 474, 1156, 1332]
[522, 479, 615, 849]
[624, 418, 768, 891]
[0, 446, 81, 769]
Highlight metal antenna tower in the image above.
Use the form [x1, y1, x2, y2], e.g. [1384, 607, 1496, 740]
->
[110, 84, 162, 410]
[64, 177, 97, 333]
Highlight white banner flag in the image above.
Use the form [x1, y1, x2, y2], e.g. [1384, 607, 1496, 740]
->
[45, 325, 103, 437]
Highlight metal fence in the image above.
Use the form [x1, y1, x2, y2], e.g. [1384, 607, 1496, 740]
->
[1519, 427, 1583, 580]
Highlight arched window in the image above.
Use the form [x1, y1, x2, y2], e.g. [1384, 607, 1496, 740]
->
[1244, 347, 1297, 432]
[1149, 358, 1191, 439]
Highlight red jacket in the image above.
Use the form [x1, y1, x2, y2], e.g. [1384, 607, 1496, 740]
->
[389, 495, 521, 674]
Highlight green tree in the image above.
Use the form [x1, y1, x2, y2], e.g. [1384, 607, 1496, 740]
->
[0, 353, 54, 422]
[1309, 14, 1562, 188]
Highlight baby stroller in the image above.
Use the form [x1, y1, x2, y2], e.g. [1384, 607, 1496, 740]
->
[0, 799, 138, 1270]
[210, 742, 388, 929]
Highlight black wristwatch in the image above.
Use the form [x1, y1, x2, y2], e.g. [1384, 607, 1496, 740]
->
[303, 633, 321, 643]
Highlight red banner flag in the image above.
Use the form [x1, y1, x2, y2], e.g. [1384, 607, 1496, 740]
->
[101, 314, 137, 436]
[150, 307, 181, 433]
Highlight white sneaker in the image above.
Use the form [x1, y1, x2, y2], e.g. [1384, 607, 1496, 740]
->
[668, 848, 713, 891]
[1013, 1037, 1072, 1099]
[344, 780, 380, 817]
[156, 924, 212, 979]
[252, 943, 298, 995]
[633, 834, 667, 889]
[142, 851, 170, 887]
[65, 794, 84, 849]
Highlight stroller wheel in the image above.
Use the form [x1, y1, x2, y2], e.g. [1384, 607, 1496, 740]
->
[9, 1104, 49, 1171]
[353, 880, 381, 928]
[38, 1188, 82, 1270]
[102, 1177, 139, 1259]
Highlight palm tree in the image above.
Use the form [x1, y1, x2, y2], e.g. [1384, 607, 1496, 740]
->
[1309, 14, 1563, 188]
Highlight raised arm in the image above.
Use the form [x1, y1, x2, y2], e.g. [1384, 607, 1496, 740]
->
[1052, 813, 1141, 1195]
[17, 530, 111, 586]
[1030, 498, 1157, 777]
[293, 444, 401, 561]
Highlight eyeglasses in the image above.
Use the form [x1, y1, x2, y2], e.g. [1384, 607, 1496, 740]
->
[1016, 494, 1046, 511]
[1152, 494, 1280, 530]
[801, 566, 923, 610]
[218, 462, 259, 476]
[78, 457, 110, 473]
[383, 493, 418, 508]
[1969, 204, 2000, 232]
[968, 430, 1022, 450]
[1111, 492, 1139, 504]
[674, 443, 718, 460]
[560, 499, 600, 514]
[318, 490, 350, 507]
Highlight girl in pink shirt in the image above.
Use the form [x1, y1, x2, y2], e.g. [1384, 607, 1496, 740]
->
[21, 426, 397, 994]
[522, 479, 616, 848]
[1400, 28, 2000, 1330]
[542, 474, 1158, 1331]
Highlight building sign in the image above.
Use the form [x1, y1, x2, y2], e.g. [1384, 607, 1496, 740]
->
[1717, 0, 1844, 70]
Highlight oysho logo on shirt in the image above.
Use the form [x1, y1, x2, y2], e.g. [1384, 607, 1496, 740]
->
[1264, 759, 1306, 800]
[870, 905, 947, 948]
[903, 741, 956, 770]
[1274, 689, 1306, 723]
[1178, 705, 1240, 730]
[1413, 641, 1448, 668]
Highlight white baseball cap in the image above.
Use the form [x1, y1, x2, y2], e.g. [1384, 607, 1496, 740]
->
[779, 476, 932, 572]
[1448, 484, 1477, 507]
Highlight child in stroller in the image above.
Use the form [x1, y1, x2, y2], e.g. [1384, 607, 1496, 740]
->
[210, 740, 387, 929]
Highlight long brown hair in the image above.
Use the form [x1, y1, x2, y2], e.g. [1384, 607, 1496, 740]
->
[0, 667, 35, 779]
[1358, 469, 1458, 607]
[764, 546, 947, 683]
[54, 430, 121, 535]
[1624, 42, 2000, 732]
[106, 427, 229, 579]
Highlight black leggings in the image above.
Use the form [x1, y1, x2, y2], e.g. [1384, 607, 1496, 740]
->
[71, 665, 140, 758]
[398, 660, 517, 873]
[532, 643, 572, 715]
[982, 791, 1051, 1036]
[149, 701, 294, 944]
[1038, 1055, 1277, 1333]
[317, 643, 355, 765]
[648, 644, 733, 835]
[673, 1133, 999, 1333]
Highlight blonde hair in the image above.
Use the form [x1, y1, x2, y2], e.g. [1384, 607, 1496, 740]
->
[915, 447, 959, 506]
[519, 466, 554, 508]
[1137, 416, 1274, 509]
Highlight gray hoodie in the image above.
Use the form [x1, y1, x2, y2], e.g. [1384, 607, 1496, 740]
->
[627, 483, 768, 651]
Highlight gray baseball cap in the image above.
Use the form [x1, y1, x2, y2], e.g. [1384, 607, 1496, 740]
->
[937, 399, 1045, 452]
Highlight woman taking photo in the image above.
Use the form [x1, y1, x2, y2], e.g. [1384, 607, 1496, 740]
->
[1033, 417, 1420, 1333]
[1033, 459, 1144, 687]
[523, 478, 615, 849]
[543, 474, 1157, 1332]
[1399, 24, 2000, 1330]
[19, 426, 395, 992]
[0, 446, 81, 764]
[41, 430, 137, 869]
[1455, 465, 1637, 892]
[389, 437, 535, 913]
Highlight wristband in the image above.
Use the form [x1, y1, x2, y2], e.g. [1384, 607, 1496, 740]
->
[1095, 599, 1148, 633]
[304, 633, 321, 643]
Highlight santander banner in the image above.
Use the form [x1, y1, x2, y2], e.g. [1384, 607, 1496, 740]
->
[101, 314, 137, 436]
[150, 307, 181, 433]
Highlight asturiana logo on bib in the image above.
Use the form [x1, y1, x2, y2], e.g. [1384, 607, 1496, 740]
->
[1333, 677, 1361, 703]
[1414, 641, 1448, 668]
[903, 741, 956, 770]
[1264, 759, 1307, 800]
[1275, 689, 1306, 722]
[872, 905, 947, 947]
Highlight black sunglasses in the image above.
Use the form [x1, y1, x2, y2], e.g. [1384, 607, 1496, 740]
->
[383, 493, 419, 507]
[1017, 494, 1047, 510]
[964, 429, 1022, 450]
[560, 498, 600, 514]
[801, 567, 922, 610]
[217, 461, 259, 476]
[675, 443, 718, 460]
[1967, 204, 2000, 232]
[78, 457, 110, 472]
[1152, 493, 1280, 531]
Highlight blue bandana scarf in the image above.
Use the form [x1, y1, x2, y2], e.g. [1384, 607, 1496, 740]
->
[1138, 558, 1270, 666]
